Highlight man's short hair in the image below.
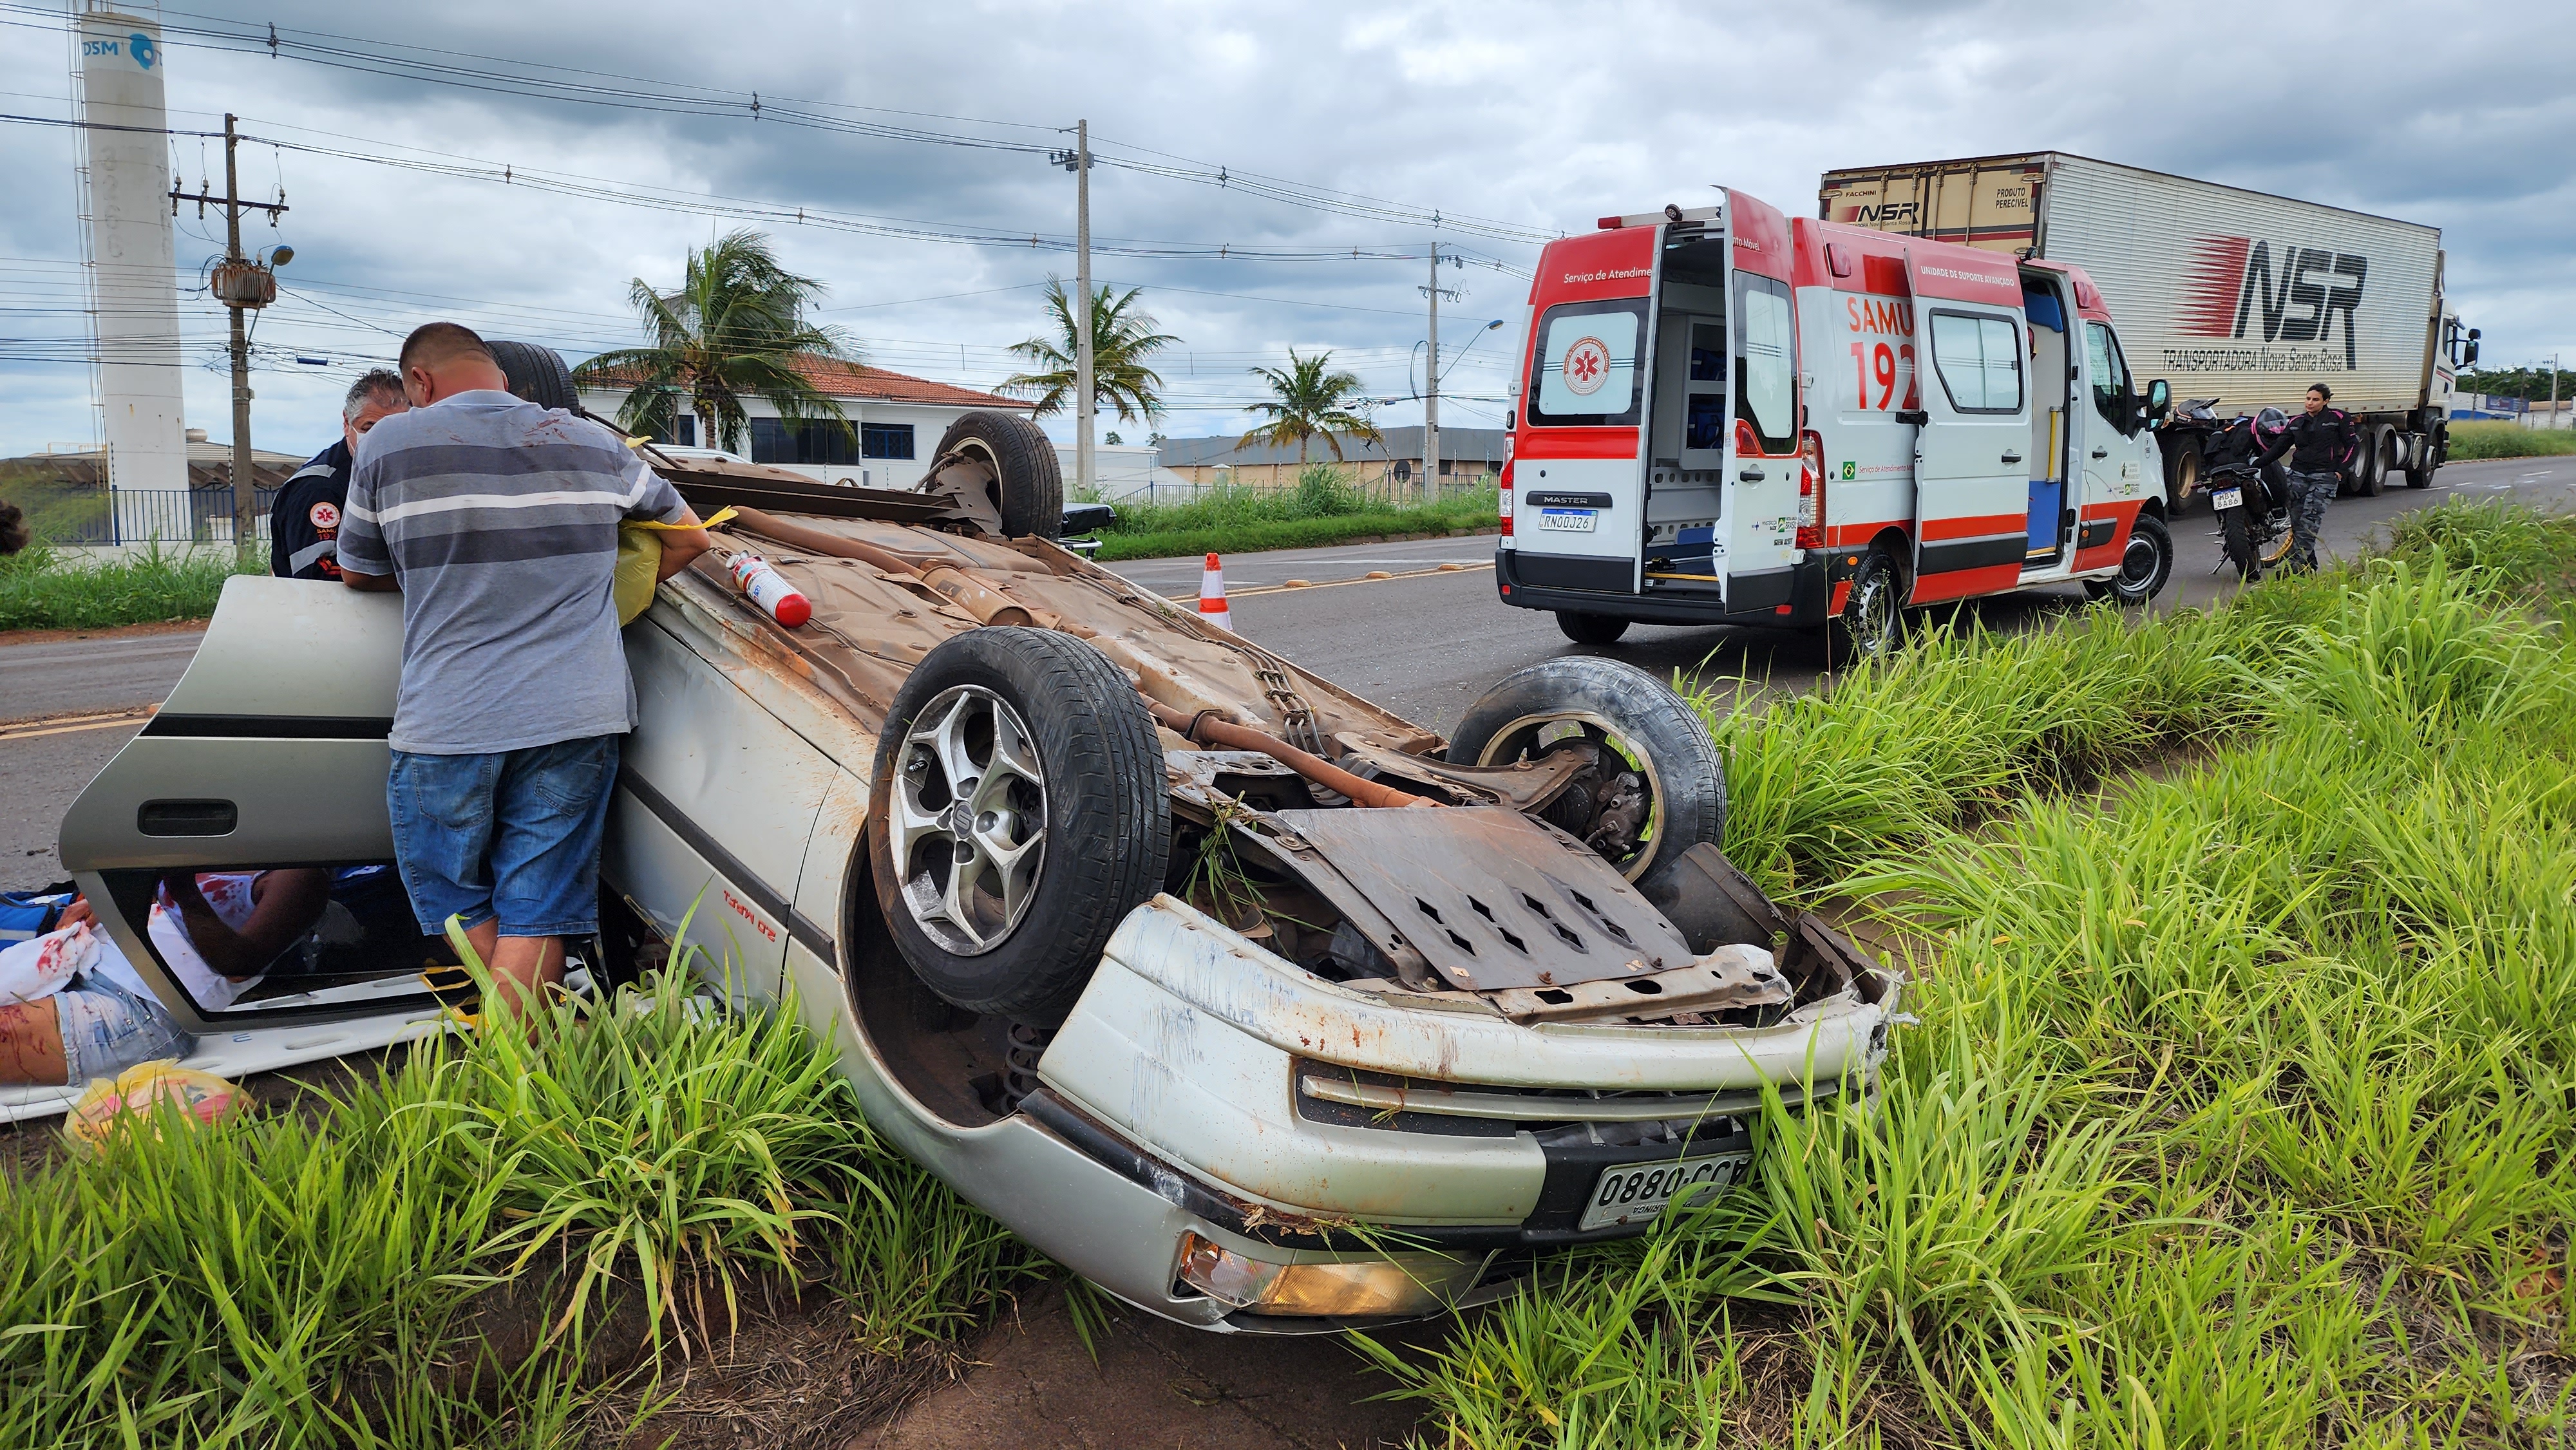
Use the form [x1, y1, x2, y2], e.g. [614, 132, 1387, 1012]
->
[2307, 382, 2333, 400]
[398, 322, 495, 379]
[343, 368, 408, 422]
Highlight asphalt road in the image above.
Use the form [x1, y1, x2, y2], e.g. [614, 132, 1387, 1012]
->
[2, 457, 2564, 888]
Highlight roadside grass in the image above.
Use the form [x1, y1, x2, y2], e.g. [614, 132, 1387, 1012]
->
[0, 538, 255, 634]
[0, 964, 1044, 1449]
[1081, 471, 1499, 560]
[1368, 500, 2576, 1445]
[2445, 419, 2576, 460]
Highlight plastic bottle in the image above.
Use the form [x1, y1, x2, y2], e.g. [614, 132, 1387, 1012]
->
[726, 553, 812, 628]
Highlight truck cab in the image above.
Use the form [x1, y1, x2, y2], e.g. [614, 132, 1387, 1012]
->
[1497, 191, 2172, 653]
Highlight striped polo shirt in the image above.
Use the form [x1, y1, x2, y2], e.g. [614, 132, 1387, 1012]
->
[337, 390, 687, 755]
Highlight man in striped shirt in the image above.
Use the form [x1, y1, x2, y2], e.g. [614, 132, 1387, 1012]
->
[339, 323, 709, 1010]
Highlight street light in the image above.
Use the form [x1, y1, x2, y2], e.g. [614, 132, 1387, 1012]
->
[1410, 319, 1508, 400]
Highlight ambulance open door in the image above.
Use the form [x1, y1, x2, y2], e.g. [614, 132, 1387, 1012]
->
[1901, 246, 2032, 603]
[1717, 191, 1804, 614]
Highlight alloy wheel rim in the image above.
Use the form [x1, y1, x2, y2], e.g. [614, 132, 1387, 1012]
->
[891, 684, 1048, 956]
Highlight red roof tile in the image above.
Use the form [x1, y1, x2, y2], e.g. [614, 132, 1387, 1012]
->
[581, 353, 1031, 410]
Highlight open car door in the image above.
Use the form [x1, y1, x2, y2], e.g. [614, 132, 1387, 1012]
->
[1718, 190, 1804, 613]
[7, 578, 468, 1122]
[1904, 245, 2032, 603]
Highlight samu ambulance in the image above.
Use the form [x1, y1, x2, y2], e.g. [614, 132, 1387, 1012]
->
[1495, 191, 2172, 654]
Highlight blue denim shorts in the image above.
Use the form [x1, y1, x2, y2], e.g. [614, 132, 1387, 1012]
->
[386, 735, 620, 939]
[57, 973, 194, 1083]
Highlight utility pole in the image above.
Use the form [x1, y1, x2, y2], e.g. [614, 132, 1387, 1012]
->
[1074, 120, 1094, 501]
[175, 114, 287, 553]
[1419, 247, 1461, 505]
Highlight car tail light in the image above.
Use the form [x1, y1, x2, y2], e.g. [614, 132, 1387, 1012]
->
[1177, 1232, 1454, 1317]
[1497, 461, 1515, 537]
[1795, 429, 1826, 551]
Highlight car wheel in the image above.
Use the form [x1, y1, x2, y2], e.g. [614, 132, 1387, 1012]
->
[1832, 546, 1906, 662]
[928, 411, 1065, 540]
[868, 627, 1170, 1023]
[1555, 610, 1631, 645]
[1446, 656, 1723, 883]
[2085, 512, 2172, 605]
[488, 339, 578, 412]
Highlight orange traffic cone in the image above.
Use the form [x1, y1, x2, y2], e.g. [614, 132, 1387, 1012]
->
[1198, 552, 1234, 632]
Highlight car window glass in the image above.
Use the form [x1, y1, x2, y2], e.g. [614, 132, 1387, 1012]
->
[2085, 321, 2130, 430]
[1526, 299, 1647, 427]
[1929, 310, 2023, 415]
[1732, 276, 1797, 453]
[100, 862, 460, 1017]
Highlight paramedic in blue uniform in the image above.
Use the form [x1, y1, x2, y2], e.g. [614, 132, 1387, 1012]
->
[270, 368, 409, 580]
[2257, 383, 2360, 575]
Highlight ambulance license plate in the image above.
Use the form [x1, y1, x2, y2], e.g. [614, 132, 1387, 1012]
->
[1538, 508, 1596, 532]
[1577, 1151, 1750, 1230]
[2211, 487, 2244, 512]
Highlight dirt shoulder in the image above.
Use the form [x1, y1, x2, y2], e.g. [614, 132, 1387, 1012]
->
[0, 617, 209, 650]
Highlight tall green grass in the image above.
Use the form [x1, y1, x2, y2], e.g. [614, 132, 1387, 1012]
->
[1369, 502, 2576, 1446]
[2445, 419, 2576, 460]
[0, 965, 1040, 1449]
[0, 539, 254, 634]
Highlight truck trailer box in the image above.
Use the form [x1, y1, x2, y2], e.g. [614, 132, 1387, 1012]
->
[1819, 152, 2464, 497]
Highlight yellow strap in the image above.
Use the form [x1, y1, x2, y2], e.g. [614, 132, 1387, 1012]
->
[628, 505, 736, 532]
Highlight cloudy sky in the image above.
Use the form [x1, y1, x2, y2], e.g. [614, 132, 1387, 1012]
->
[3, 0, 2570, 464]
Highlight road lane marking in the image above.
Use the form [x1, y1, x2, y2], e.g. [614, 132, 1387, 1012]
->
[1162, 559, 1495, 602]
[0, 706, 156, 742]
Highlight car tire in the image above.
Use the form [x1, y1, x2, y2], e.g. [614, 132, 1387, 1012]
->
[929, 411, 1065, 540]
[1555, 610, 1631, 646]
[1447, 656, 1723, 883]
[1831, 545, 1906, 663]
[488, 339, 579, 412]
[2084, 511, 2172, 605]
[867, 627, 1170, 1024]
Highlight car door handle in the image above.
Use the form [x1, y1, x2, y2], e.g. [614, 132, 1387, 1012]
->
[2001, 450, 2023, 465]
[1738, 467, 1765, 482]
[138, 798, 238, 836]
[1895, 409, 1929, 426]
[2091, 447, 2109, 459]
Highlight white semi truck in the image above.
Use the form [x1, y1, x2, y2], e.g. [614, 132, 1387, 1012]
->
[1818, 151, 2479, 502]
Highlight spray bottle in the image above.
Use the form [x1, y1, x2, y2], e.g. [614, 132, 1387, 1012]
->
[725, 552, 812, 628]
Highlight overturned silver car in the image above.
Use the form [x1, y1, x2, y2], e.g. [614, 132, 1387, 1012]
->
[32, 362, 1900, 1330]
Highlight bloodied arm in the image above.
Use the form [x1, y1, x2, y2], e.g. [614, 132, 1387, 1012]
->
[160, 869, 333, 981]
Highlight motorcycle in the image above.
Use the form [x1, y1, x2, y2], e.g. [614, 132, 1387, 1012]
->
[2200, 407, 2299, 581]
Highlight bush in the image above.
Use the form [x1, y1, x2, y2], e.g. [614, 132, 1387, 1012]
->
[0, 540, 254, 633]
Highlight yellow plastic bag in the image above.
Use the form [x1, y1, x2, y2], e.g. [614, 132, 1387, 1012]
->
[64, 1059, 252, 1152]
[615, 506, 734, 626]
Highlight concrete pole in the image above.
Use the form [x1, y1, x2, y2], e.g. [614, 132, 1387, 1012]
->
[1424, 245, 1439, 506]
[1074, 119, 1094, 501]
[223, 113, 256, 553]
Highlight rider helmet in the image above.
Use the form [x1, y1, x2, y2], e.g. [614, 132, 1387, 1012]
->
[2251, 406, 2289, 452]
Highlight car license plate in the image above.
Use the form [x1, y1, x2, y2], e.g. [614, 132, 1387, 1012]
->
[1538, 508, 1596, 533]
[2211, 486, 2244, 511]
[1578, 1152, 1750, 1230]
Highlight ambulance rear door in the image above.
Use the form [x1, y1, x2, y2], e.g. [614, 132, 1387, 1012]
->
[1903, 245, 2032, 603]
[1512, 225, 1658, 598]
[1718, 191, 1804, 614]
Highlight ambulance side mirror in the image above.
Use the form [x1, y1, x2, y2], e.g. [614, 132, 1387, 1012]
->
[2145, 379, 2171, 420]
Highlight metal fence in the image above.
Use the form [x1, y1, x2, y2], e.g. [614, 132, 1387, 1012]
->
[17, 487, 281, 547]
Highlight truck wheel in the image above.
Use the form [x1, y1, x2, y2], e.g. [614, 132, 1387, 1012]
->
[1447, 657, 1724, 883]
[2167, 442, 2202, 513]
[2083, 513, 2173, 605]
[2404, 432, 2437, 489]
[868, 628, 1170, 1024]
[2218, 505, 2262, 582]
[1831, 546, 1906, 663]
[2353, 427, 2389, 498]
[1555, 611, 1631, 646]
[927, 411, 1065, 540]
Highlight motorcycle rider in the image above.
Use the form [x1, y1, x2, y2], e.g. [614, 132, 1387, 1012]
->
[2257, 383, 2359, 574]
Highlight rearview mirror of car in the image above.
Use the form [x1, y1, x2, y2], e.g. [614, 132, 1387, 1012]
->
[2146, 379, 2171, 418]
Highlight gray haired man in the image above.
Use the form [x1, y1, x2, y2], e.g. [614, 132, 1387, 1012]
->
[270, 368, 410, 580]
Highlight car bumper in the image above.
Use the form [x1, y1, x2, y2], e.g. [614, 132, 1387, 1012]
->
[1492, 548, 1837, 627]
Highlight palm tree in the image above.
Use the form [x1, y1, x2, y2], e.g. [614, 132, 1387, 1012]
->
[1239, 350, 1379, 464]
[574, 229, 857, 456]
[999, 278, 1178, 424]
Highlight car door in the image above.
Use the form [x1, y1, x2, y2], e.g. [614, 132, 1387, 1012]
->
[23, 577, 464, 1119]
[1719, 189, 1803, 612]
[1906, 246, 2032, 603]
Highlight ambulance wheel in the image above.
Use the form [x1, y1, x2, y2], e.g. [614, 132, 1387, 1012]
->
[928, 411, 1065, 540]
[2084, 513, 2172, 606]
[1832, 546, 1906, 663]
[1555, 611, 1631, 646]
[1448, 656, 1723, 884]
[867, 628, 1170, 1024]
